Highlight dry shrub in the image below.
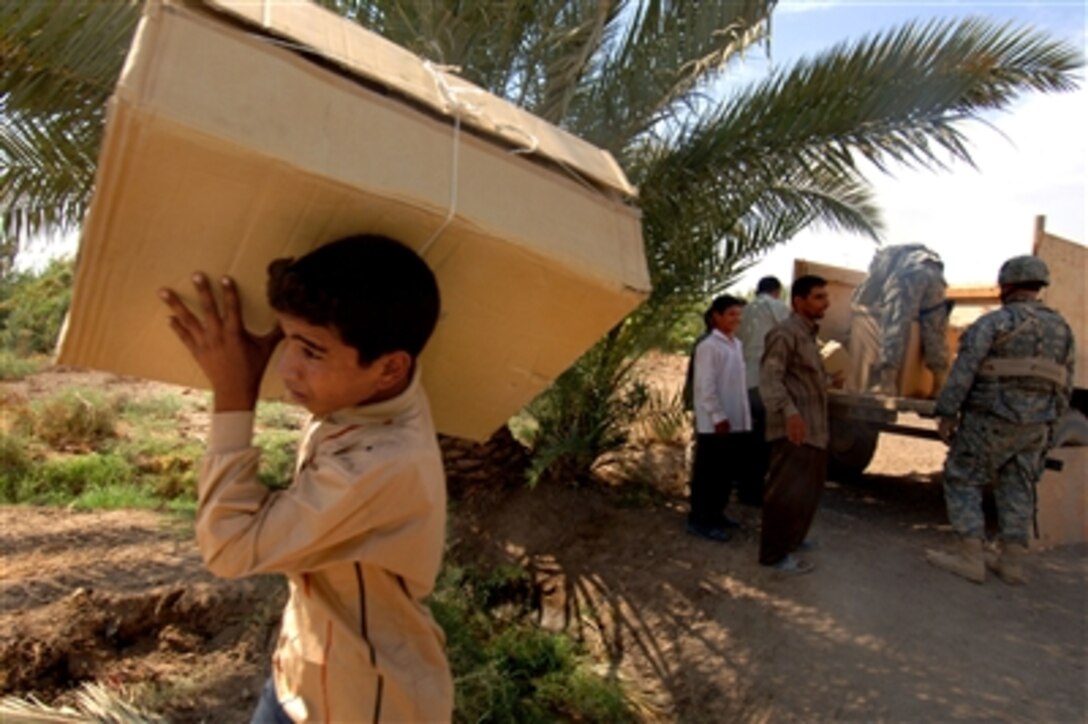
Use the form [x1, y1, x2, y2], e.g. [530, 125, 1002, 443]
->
[18, 388, 119, 452]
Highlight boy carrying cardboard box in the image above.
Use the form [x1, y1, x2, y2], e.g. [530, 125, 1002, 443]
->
[159, 235, 452, 722]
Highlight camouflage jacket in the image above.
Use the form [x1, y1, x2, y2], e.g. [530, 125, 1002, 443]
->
[852, 244, 950, 372]
[935, 297, 1075, 424]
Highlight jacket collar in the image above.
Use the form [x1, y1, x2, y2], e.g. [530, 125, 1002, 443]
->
[790, 312, 820, 337]
[710, 328, 734, 342]
[324, 364, 424, 427]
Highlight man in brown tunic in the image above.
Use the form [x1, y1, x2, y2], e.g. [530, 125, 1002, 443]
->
[758, 275, 831, 574]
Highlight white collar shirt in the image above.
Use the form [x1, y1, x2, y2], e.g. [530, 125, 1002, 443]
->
[693, 329, 752, 434]
[738, 293, 791, 389]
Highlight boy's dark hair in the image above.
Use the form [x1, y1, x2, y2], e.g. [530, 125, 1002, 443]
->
[708, 294, 745, 316]
[702, 307, 714, 332]
[791, 275, 827, 301]
[267, 235, 440, 365]
[756, 276, 782, 295]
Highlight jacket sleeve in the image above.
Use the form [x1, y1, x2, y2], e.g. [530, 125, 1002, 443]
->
[195, 413, 433, 579]
[1059, 326, 1076, 417]
[694, 338, 728, 425]
[760, 326, 798, 418]
[934, 317, 997, 418]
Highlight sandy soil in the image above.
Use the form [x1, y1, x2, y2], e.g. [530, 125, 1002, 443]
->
[1, 364, 1085, 722]
[0, 507, 282, 721]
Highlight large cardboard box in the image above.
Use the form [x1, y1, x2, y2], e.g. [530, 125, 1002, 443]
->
[58, 0, 650, 441]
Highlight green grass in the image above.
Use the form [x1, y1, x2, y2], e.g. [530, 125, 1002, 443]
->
[535, 666, 632, 722]
[1, 384, 302, 508]
[0, 350, 46, 380]
[0, 258, 74, 355]
[96, 391, 206, 502]
[165, 497, 198, 518]
[507, 410, 540, 448]
[430, 563, 634, 724]
[256, 400, 306, 430]
[112, 435, 203, 500]
[255, 428, 300, 489]
[0, 432, 33, 503]
[120, 393, 186, 426]
[69, 483, 161, 511]
[15, 453, 134, 505]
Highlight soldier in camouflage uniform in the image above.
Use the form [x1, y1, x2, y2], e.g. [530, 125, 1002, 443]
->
[927, 255, 1075, 585]
[848, 244, 951, 395]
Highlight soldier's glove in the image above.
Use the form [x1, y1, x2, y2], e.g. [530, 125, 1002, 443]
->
[937, 416, 957, 444]
[930, 368, 949, 398]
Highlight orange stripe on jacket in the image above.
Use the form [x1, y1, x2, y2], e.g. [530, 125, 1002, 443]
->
[321, 619, 334, 724]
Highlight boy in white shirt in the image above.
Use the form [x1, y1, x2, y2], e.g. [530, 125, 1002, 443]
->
[687, 294, 752, 542]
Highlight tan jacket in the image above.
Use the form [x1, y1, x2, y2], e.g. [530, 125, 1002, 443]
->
[760, 313, 830, 449]
[198, 370, 452, 723]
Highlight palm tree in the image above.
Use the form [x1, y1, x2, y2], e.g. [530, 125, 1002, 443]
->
[2, 1, 1082, 478]
[0, 0, 138, 267]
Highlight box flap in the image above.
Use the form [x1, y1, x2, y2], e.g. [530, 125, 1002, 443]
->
[198, 0, 637, 199]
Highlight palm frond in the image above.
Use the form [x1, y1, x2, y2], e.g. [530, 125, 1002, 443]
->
[0, 681, 164, 723]
[533, 1, 626, 124]
[0, 0, 138, 243]
[709, 16, 1083, 180]
[634, 136, 880, 300]
[316, 0, 617, 117]
[0, 0, 138, 118]
[1, 105, 99, 242]
[569, 0, 777, 151]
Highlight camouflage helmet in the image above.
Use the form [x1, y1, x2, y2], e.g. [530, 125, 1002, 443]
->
[998, 255, 1050, 287]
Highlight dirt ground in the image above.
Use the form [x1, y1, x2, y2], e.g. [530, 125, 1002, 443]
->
[1, 366, 1086, 722]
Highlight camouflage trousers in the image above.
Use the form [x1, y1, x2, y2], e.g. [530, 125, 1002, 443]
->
[942, 411, 1048, 545]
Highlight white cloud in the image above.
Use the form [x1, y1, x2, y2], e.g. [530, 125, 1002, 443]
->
[776, 0, 845, 16]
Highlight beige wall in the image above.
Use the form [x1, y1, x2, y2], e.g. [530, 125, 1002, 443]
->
[1035, 219, 1087, 390]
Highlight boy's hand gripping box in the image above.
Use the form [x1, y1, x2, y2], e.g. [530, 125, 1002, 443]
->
[58, 0, 650, 441]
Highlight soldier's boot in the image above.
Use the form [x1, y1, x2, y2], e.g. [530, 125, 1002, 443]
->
[926, 538, 985, 584]
[986, 542, 1027, 585]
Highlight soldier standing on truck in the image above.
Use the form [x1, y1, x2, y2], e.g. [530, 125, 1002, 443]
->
[847, 244, 951, 396]
[926, 255, 1075, 585]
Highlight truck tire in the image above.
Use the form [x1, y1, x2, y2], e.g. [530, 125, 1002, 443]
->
[828, 420, 880, 480]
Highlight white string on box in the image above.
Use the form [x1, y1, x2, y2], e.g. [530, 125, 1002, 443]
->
[243, 19, 560, 258]
[418, 61, 485, 258]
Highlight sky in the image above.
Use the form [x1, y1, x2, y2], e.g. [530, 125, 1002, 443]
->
[728, 0, 1087, 290]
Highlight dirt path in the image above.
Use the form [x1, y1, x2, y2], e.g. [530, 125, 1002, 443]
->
[455, 433, 1088, 722]
[2, 436, 1085, 721]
